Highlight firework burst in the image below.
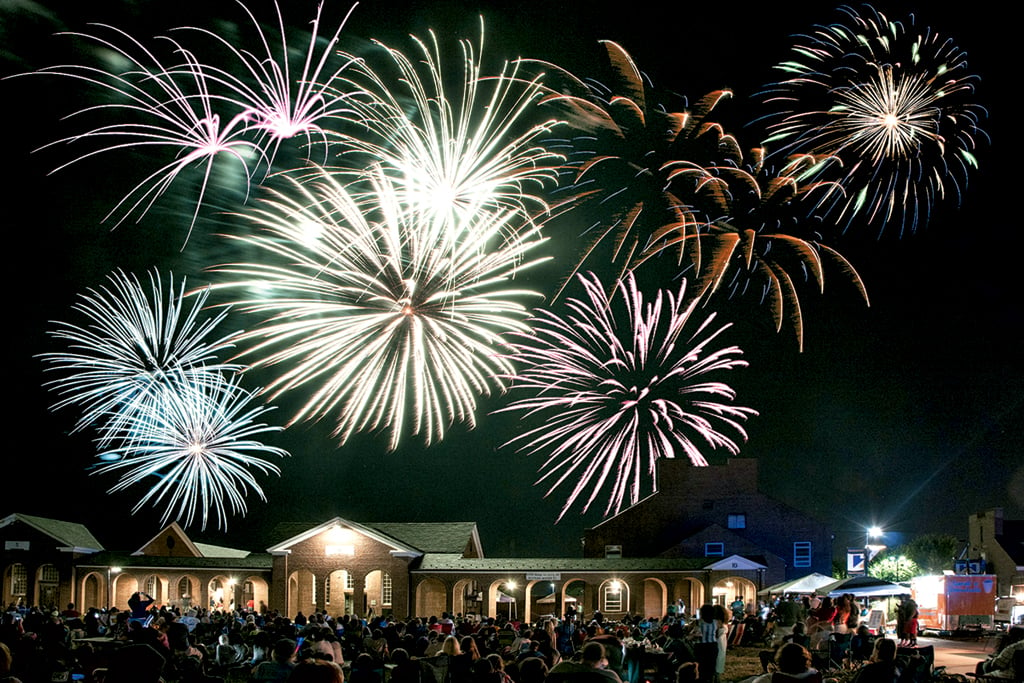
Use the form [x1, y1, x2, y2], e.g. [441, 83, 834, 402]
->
[760, 5, 985, 236]
[41, 270, 240, 447]
[500, 272, 757, 521]
[333, 22, 564, 230]
[95, 377, 287, 531]
[528, 40, 741, 285]
[215, 166, 548, 450]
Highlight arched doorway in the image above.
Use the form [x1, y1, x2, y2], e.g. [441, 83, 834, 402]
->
[112, 573, 138, 610]
[364, 570, 394, 617]
[488, 579, 520, 621]
[176, 575, 200, 610]
[415, 578, 447, 618]
[242, 576, 269, 612]
[288, 569, 316, 616]
[672, 578, 704, 617]
[641, 578, 667, 618]
[712, 576, 757, 610]
[140, 574, 170, 606]
[326, 569, 353, 615]
[80, 572, 104, 610]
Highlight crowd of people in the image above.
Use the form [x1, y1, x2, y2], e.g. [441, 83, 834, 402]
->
[0, 593, 937, 683]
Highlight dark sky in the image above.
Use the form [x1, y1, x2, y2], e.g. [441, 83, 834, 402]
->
[0, 0, 1015, 559]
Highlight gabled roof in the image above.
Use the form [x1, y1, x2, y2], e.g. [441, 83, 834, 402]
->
[131, 522, 251, 559]
[0, 513, 103, 553]
[193, 543, 251, 559]
[370, 522, 481, 556]
[266, 517, 423, 556]
[133, 522, 202, 557]
[705, 554, 768, 571]
[415, 555, 708, 572]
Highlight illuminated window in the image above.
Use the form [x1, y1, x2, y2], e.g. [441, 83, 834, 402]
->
[602, 582, 625, 612]
[11, 564, 27, 596]
[345, 571, 354, 591]
[727, 514, 746, 529]
[41, 565, 59, 582]
[325, 576, 331, 605]
[382, 572, 392, 606]
[312, 574, 317, 605]
[794, 542, 812, 568]
[604, 545, 622, 559]
[705, 542, 724, 557]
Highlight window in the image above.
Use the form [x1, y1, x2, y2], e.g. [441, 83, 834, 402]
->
[145, 576, 156, 595]
[604, 545, 622, 559]
[602, 582, 624, 612]
[794, 542, 812, 568]
[311, 574, 317, 605]
[382, 572, 393, 606]
[325, 576, 331, 605]
[11, 564, 27, 596]
[40, 565, 59, 582]
[727, 514, 746, 529]
[345, 571, 354, 591]
[705, 542, 724, 557]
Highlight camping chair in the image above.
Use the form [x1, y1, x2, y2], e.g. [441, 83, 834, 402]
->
[827, 633, 852, 671]
[419, 653, 450, 683]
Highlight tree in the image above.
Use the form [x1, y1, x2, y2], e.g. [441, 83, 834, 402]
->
[868, 554, 919, 583]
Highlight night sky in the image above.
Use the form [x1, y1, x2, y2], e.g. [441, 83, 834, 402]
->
[0, 0, 1015, 560]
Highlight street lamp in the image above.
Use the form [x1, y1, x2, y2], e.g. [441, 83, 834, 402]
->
[865, 526, 884, 575]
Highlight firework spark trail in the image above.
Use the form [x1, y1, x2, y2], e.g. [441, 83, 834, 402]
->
[333, 21, 564, 233]
[760, 5, 985, 236]
[41, 270, 240, 448]
[214, 165, 549, 450]
[173, 1, 362, 166]
[22, 25, 264, 241]
[500, 272, 756, 521]
[17, 2, 365, 242]
[95, 377, 287, 531]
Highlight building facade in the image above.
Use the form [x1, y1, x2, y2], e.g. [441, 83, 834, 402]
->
[2, 460, 832, 620]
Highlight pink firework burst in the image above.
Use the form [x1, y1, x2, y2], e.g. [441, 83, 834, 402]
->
[500, 272, 757, 521]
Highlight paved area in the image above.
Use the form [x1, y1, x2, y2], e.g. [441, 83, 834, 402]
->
[917, 635, 1001, 675]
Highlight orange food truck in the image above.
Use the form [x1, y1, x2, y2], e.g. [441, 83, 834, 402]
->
[911, 574, 997, 633]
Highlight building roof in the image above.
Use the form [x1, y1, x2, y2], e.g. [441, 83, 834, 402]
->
[0, 513, 103, 552]
[370, 522, 480, 555]
[78, 551, 273, 571]
[415, 554, 712, 572]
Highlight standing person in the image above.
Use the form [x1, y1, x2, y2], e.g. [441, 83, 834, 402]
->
[712, 605, 730, 680]
[694, 605, 719, 683]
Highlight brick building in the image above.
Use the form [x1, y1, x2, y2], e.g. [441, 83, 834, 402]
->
[583, 458, 833, 582]
[2, 460, 831, 620]
[968, 508, 1024, 596]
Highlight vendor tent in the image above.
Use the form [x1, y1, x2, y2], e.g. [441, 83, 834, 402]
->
[821, 575, 910, 597]
[758, 572, 835, 596]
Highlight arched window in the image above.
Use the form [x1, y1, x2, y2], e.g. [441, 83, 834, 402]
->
[602, 580, 628, 612]
[382, 572, 393, 606]
[10, 564, 27, 597]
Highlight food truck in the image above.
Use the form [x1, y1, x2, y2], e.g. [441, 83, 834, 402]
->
[911, 574, 997, 633]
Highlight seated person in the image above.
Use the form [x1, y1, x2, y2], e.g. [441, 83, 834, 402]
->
[852, 638, 899, 683]
[751, 643, 819, 683]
